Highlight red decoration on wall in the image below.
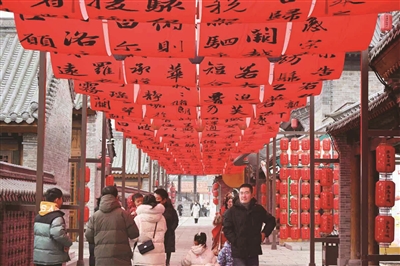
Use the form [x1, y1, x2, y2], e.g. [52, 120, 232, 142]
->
[85, 167, 91, 183]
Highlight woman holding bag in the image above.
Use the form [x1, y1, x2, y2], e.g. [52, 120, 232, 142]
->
[133, 195, 167, 266]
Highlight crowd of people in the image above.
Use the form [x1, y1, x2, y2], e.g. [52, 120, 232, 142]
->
[33, 183, 276, 266]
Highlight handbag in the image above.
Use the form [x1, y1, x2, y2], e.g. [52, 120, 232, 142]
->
[137, 222, 158, 255]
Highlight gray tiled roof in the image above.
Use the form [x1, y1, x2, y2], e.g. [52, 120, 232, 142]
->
[0, 18, 59, 124]
[112, 133, 149, 175]
[0, 178, 70, 197]
[73, 94, 92, 110]
[370, 12, 400, 60]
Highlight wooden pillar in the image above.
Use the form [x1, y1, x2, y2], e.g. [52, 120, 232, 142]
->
[350, 155, 361, 260]
[368, 151, 379, 265]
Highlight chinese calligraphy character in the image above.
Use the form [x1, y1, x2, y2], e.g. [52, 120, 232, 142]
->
[300, 82, 319, 90]
[148, 18, 182, 31]
[93, 61, 114, 75]
[167, 63, 183, 82]
[311, 66, 334, 77]
[31, 0, 63, 8]
[203, 61, 226, 75]
[204, 0, 246, 14]
[273, 84, 286, 91]
[243, 49, 273, 57]
[231, 105, 246, 115]
[207, 92, 225, 104]
[241, 82, 258, 88]
[109, 91, 127, 99]
[57, 63, 87, 76]
[207, 105, 218, 114]
[94, 99, 111, 109]
[246, 27, 277, 44]
[146, 0, 184, 12]
[204, 36, 239, 49]
[285, 100, 301, 109]
[79, 82, 102, 94]
[234, 63, 259, 79]
[207, 18, 239, 26]
[64, 31, 98, 46]
[116, 21, 139, 29]
[143, 90, 162, 101]
[204, 80, 230, 86]
[303, 17, 328, 32]
[276, 71, 300, 82]
[114, 41, 142, 52]
[235, 94, 252, 101]
[299, 39, 322, 50]
[130, 63, 151, 75]
[20, 34, 56, 48]
[330, 0, 366, 7]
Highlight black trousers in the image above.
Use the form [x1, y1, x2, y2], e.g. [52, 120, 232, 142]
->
[194, 218, 199, 223]
[36, 264, 62, 266]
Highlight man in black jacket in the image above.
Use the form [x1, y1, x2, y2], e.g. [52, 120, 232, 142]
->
[223, 183, 276, 266]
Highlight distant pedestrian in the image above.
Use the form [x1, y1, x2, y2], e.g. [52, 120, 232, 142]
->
[177, 204, 183, 217]
[85, 186, 139, 266]
[33, 187, 72, 266]
[154, 188, 179, 266]
[181, 232, 217, 266]
[191, 202, 201, 223]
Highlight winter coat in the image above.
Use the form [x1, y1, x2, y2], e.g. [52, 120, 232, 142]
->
[217, 242, 233, 266]
[191, 204, 201, 219]
[181, 244, 218, 266]
[223, 198, 276, 259]
[133, 204, 167, 266]
[85, 194, 139, 266]
[163, 200, 179, 253]
[33, 201, 72, 265]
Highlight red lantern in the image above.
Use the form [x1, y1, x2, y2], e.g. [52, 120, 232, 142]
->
[315, 169, 322, 180]
[291, 118, 299, 129]
[260, 183, 267, 194]
[84, 206, 89, 223]
[105, 175, 114, 186]
[301, 153, 310, 166]
[291, 153, 299, 166]
[320, 168, 333, 187]
[301, 182, 310, 195]
[320, 212, 333, 233]
[261, 195, 267, 205]
[333, 211, 339, 225]
[290, 196, 298, 209]
[97, 155, 111, 170]
[280, 210, 288, 224]
[280, 167, 290, 180]
[291, 138, 299, 151]
[155, 179, 159, 187]
[375, 215, 395, 245]
[290, 226, 300, 240]
[301, 138, 310, 151]
[315, 197, 321, 210]
[375, 180, 395, 207]
[213, 197, 219, 205]
[280, 137, 289, 151]
[322, 138, 331, 151]
[212, 190, 219, 197]
[333, 182, 339, 195]
[380, 13, 393, 32]
[301, 226, 310, 240]
[280, 181, 288, 195]
[315, 226, 321, 238]
[321, 190, 334, 210]
[301, 211, 310, 224]
[212, 183, 220, 190]
[322, 153, 331, 161]
[301, 196, 310, 211]
[280, 225, 289, 240]
[276, 193, 280, 206]
[333, 197, 339, 210]
[276, 207, 280, 220]
[315, 213, 321, 225]
[280, 195, 288, 210]
[280, 153, 289, 166]
[376, 143, 395, 173]
[290, 182, 299, 195]
[276, 179, 281, 192]
[314, 139, 320, 151]
[315, 182, 321, 195]
[291, 168, 301, 180]
[290, 211, 299, 225]
[302, 168, 310, 181]
[84, 187, 90, 203]
[333, 169, 339, 180]
[85, 167, 90, 183]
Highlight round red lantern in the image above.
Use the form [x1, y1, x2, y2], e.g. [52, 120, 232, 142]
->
[375, 180, 395, 207]
[320, 168, 333, 187]
[333, 211, 339, 225]
[301, 196, 310, 211]
[290, 226, 300, 240]
[280, 153, 289, 166]
[314, 139, 321, 151]
[333, 169, 339, 180]
[333, 182, 339, 195]
[301, 182, 310, 195]
[301, 138, 310, 151]
[291, 118, 299, 129]
[291, 138, 299, 151]
[280, 210, 288, 224]
[323, 153, 331, 160]
[301, 226, 310, 240]
[315, 169, 322, 180]
[280, 181, 288, 195]
[280, 167, 290, 180]
[291, 153, 299, 166]
[380, 13, 393, 32]
[315, 213, 321, 225]
[320, 212, 333, 233]
[260, 183, 267, 194]
[375, 215, 395, 246]
[85, 167, 90, 183]
[213, 197, 219, 205]
[280, 225, 289, 240]
[212, 183, 220, 190]
[301, 153, 310, 166]
[290, 196, 298, 209]
[315, 226, 321, 238]
[315, 197, 321, 210]
[315, 183, 321, 195]
[290, 211, 299, 225]
[212, 190, 219, 197]
[276, 179, 281, 192]
[291, 168, 301, 180]
[376, 143, 395, 173]
[321, 190, 334, 210]
[280, 137, 289, 151]
[84, 187, 90, 203]
[280, 195, 288, 210]
[105, 175, 114, 186]
[322, 138, 331, 151]
[276, 207, 280, 219]
[276, 193, 280, 206]
[302, 168, 310, 181]
[301, 211, 310, 224]
[333, 197, 339, 210]
[290, 181, 299, 195]
[261, 195, 267, 205]
[84, 206, 89, 223]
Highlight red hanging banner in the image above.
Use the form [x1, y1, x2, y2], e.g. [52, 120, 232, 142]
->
[144, 104, 197, 120]
[201, 0, 313, 23]
[199, 23, 286, 57]
[200, 86, 261, 105]
[312, 0, 398, 17]
[0, 0, 83, 19]
[273, 53, 345, 83]
[285, 14, 377, 55]
[199, 57, 270, 87]
[136, 85, 199, 106]
[125, 57, 196, 86]
[51, 53, 124, 83]
[263, 82, 323, 101]
[92, 99, 143, 119]
[75, 81, 134, 102]
[200, 104, 255, 119]
[107, 20, 195, 58]
[15, 15, 108, 55]
[84, 0, 196, 23]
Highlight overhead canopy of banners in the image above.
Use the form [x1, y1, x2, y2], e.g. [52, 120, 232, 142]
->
[2, 0, 398, 174]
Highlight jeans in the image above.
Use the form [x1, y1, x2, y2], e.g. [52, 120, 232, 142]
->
[233, 256, 259, 266]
